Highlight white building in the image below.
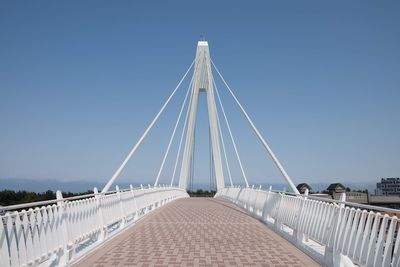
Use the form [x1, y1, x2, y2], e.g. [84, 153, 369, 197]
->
[376, 178, 400, 196]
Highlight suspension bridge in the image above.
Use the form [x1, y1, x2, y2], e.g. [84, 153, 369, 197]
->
[1, 41, 399, 267]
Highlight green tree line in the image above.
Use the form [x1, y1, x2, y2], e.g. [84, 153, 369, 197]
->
[0, 190, 93, 206]
[187, 189, 216, 197]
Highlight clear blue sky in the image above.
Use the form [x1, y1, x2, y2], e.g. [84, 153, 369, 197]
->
[0, 1, 399, 189]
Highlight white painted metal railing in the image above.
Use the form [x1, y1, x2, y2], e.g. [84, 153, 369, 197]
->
[216, 187, 400, 267]
[0, 185, 188, 267]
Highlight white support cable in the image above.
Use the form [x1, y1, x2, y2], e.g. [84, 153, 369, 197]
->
[170, 86, 194, 186]
[212, 77, 249, 188]
[211, 60, 299, 194]
[102, 60, 195, 193]
[154, 76, 194, 186]
[214, 105, 233, 187]
[212, 81, 234, 187]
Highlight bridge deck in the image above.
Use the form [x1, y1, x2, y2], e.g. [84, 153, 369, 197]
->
[74, 198, 319, 267]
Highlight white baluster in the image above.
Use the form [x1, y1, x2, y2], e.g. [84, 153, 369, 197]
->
[0, 214, 11, 267]
[366, 213, 381, 266]
[373, 214, 388, 266]
[352, 210, 368, 260]
[346, 209, 361, 256]
[56, 190, 70, 265]
[323, 202, 342, 266]
[47, 207, 57, 256]
[43, 207, 52, 257]
[15, 211, 28, 266]
[293, 196, 306, 246]
[359, 211, 374, 264]
[391, 218, 400, 267]
[6, 212, 20, 266]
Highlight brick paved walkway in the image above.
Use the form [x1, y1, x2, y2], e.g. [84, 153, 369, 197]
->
[74, 198, 320, 267]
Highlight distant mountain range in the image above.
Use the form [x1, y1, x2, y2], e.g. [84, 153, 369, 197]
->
[0, 178, 377, 193]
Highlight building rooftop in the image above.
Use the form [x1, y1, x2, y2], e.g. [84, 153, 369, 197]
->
[327, 183, 346, 191]
[297, 183, 311, 190]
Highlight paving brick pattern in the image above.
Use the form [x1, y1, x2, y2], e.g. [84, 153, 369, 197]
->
[74, 198, 320, 267]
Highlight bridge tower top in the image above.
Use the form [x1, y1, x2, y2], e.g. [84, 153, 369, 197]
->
[179, 40, 225, 191]
[197, 40, 209, 46]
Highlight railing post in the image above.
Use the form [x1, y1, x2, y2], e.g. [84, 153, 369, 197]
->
[116, 185, 126, 228]
[262, 185, 272, 221]
[261, 186, 273, 221]
[93, 187, 106, 242]
[339, 192, 346, 207]
[161, 185, 165, 206]
[254, 185, 262, 216]
[145, 184, 151, 213]
[56, 190, 71, 265]
[157, 185, 161, 207]
[293, 190, 308, 246]
[324, 192, 346, 267]
[140, 184, 146, 216]
[148, 184, 156, 210]
[130, 184, 138, 222]
[304, 188, 309, 197]
[246, 185, 254, 210]
[274, 193, 284, 232]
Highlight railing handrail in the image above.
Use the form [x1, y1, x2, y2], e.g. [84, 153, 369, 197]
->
[0, 185, 183, 212]
[228, 186, 400, 214]
[0, 185, 188, 267]
[217, 187, 400, 267]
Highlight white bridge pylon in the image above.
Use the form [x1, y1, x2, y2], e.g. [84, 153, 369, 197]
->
[102, 40, 299, 195]
[179, 41, 224, 191]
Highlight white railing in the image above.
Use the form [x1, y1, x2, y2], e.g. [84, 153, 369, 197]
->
[0, 185, 189, 267]
[216, 187, 400, 267]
